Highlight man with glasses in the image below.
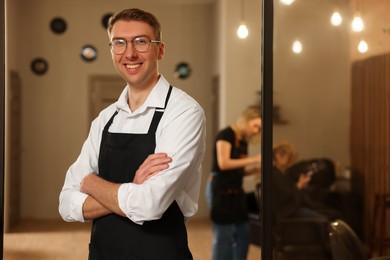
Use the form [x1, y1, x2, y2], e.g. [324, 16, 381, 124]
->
[59, 8, 206, 259]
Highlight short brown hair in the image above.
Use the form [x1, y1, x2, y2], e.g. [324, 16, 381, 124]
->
[107, 8, 162, 40]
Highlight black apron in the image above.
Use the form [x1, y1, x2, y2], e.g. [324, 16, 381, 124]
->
[88, 86, 192, 260]
[210, 172, 248, 224]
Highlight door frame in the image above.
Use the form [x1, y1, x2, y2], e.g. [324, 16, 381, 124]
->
[1, 0, 6, 255]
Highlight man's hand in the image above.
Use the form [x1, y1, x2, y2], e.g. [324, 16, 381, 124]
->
[79, 153, 172, 219]
[80, 173, 125, 217]
[133, 153, 172, 184]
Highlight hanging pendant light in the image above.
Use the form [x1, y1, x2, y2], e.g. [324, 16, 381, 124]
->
[352, 0, 364, 32]
[330, 11, 343, 26]
[280, 0, 295, 5]
[352, 15, 364, 32]
[237, 0, 249, 39]
[292, 40, 302, 54]
[237, 23, 249, 39]
[358, 40, 368, 53]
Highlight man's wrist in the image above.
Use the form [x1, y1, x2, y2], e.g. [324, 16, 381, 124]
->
[81, 173, 97, 194]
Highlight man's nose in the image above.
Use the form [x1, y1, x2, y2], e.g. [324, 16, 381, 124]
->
[125, 42, 137, 57]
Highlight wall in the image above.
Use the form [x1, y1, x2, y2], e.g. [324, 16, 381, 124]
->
[218, 0, 262, 127]
[349, 0, 390, 61]
[351, 53, 390, 245]
[4, 0, 21, 230]
[6, 0, 215, 220]
[272, 0, 351, 166]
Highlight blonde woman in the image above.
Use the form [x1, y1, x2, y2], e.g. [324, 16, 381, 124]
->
[206, 105, 261, 260]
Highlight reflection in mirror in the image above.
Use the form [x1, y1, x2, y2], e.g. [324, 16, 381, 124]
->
[272, 0, 390, 259]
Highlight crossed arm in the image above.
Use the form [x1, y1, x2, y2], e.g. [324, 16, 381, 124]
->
[80, 153, 172, 220]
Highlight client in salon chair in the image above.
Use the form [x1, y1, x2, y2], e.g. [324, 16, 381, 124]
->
[272, 141, 342, 223]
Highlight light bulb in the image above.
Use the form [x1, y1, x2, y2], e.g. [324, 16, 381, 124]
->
[280, 0, 295, 5]
[330, 12, 343, 26]
[237, 24, 249, 39]
[358, 40, 368, 53]
[292, 40, 302, 54]
[352, 16, 364, 32]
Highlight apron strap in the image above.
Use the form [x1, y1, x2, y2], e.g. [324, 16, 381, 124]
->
[103, 111, 118, 132]
[103, 86, 172, 134]
[148, 86, 173, 134]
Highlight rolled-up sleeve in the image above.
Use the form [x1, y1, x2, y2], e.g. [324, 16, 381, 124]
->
[59, 182, 89, 222]
[58, 117, 103, 222]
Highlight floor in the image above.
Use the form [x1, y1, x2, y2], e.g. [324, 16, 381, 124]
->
[3, 218, 261, 260]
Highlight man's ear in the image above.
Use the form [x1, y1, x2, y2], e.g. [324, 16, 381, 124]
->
[158, 42, 165, 60]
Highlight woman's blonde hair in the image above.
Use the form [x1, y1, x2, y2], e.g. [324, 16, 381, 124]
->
[235, 105, 261, 143]
[235, 105, 261, 128]
[273, 141, 297, 169]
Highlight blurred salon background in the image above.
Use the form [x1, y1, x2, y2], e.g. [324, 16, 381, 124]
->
[3, 0, 390, 258]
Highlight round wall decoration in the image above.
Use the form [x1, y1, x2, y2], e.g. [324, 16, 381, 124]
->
[174, 62, 192, 79]
[102, 13, 113, 29]
[50, 17, 67, 34]
[80, 45, 98, 62]
[31, 58, 49, 75]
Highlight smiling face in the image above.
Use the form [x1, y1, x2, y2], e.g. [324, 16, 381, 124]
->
[109, 20, 164, 90]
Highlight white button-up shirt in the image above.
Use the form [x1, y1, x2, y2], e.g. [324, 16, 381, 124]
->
[59, 75, 206, 225]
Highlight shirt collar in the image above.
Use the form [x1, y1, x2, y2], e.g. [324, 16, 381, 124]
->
[116, 75, 170, 115]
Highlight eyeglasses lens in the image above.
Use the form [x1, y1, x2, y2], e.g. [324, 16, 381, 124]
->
[110, 37, 150, 54]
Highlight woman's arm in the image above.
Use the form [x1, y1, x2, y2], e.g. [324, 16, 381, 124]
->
[216, 140, 261, 171]
[296, 173, 312, 190]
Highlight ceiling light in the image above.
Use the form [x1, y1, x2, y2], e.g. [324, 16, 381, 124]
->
[358, 40, 368, 53]
[280, 0, 295, 5]
[330, 11, 343, 26]
[352, 16, 364, 32]
[292, 40, 302, 54]
[237, 23, 249, 39]
[237, 0, 249, 39]
[352, 0, 364, 32]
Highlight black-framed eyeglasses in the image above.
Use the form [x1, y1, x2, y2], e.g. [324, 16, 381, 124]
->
[109, 36, 161, 54]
